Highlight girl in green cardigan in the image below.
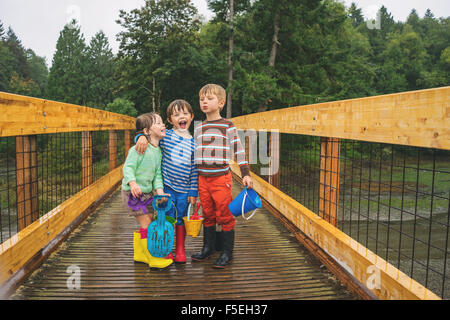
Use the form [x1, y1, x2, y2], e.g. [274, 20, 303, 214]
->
[121, 112, 172, 269]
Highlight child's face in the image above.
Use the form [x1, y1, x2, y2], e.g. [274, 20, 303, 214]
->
[145, 115, 166, 139]
[199, 92, 224, 115]
[168, 106, 194, 131]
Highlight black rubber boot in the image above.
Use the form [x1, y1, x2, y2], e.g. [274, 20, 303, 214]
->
[191, 225, 216, 262]
[213, 229, 234, 268]
[215, 231, 223, 251]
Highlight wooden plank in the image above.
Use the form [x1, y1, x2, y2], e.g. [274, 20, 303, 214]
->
[318, 137, 340, 226]
[0, 92, 135, 137]
[81, 132, 93, 188]
[232, 87, 450, 150]
[10, 185, 356, 300]
[0, 165, 124, 286]
[124, 130, 131, 159]
[230, 163, 441, 300]
[15, 135, 39, 230]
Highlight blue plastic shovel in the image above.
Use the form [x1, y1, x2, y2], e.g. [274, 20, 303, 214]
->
[147, 195, 174, 258]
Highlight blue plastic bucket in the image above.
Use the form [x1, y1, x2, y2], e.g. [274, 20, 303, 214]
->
[228, 187, 262, 220]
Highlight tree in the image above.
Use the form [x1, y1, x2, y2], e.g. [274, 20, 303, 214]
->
[85, 31, 116, 109]
[6, 27, 31, 80]
[116, 0, 204, 117]
[0, 19, 5, 41]
[207, 0, 251, 117]
[105, 98, 138, 117]
[26, 49, 48, 97]
[348, 2, 364, 27]
[46, 20, 88, 105]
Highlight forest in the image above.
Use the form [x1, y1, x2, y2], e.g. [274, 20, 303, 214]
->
[0, 0, 449, 121]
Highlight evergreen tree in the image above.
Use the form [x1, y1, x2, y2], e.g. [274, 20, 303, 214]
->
[46, 20, 88, 105]
[86, 31, 116, 108]
[348, 2, 364, 27]
[116, 0, 204, 116]
[26, 49, 48, 97]
[6, 27, 31, 80]
[0, 19, 5, 41]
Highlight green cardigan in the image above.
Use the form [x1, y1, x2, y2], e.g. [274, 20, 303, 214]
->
[122, 144, 164, 193]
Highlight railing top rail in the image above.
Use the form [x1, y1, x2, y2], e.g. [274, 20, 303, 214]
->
[0, 92, 135, 137]
[232, 87, 450, 150]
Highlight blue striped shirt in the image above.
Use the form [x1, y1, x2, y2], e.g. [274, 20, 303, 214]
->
[135, 130, 198, 197]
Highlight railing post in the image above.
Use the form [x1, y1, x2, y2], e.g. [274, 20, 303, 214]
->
[319, 137, 340, 227]
[268, 131, 280, 189]
[15, 135, 39, 230]
[81, 132, 93, 188]
[124, 130, 130, 160]
[245, 136, 250, 172]
[109, 130, 117, 171]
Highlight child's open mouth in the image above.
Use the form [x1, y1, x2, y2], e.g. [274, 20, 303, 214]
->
[179, 120, 187, 129]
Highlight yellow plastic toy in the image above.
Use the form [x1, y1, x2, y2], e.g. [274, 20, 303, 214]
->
[133, 231, 173, 269]
[183, 202, 203, 238]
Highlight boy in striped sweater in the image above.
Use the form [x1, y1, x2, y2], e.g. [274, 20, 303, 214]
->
[192, 84, 253, 268]
[135, 100, 198, 264]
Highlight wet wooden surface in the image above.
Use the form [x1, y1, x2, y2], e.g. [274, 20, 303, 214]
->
[11, 182, 357, 300]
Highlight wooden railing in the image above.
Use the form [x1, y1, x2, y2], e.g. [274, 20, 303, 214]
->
[0, 92, 134, 292]
[1, 87, 448, 300]
[230, 86, 449, 300]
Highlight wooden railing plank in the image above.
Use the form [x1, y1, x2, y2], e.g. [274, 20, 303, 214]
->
[0, 165, 124, 286]
[0, 92, 135, 137]
[232, 87, 450, 150]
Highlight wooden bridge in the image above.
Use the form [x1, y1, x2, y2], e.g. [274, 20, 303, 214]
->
[0, 87, 448, 300]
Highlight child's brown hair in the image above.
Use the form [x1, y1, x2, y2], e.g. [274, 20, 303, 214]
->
[166, 99, 194, 121]
[136, 112, 158, 134]
[199, 84, 226, 106]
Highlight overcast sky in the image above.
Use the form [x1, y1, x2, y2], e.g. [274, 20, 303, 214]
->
[0, 0, 449, 67]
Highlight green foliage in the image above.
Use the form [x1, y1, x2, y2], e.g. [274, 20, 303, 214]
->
[2, 1, 449, 119]
[0, 22, 48, 97]
[105, 98, 138, 117]
[85, 31, 116, 109]
[45, 20, 88, 105]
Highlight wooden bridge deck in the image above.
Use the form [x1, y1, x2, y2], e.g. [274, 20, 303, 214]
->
[10, 182, 356, 300]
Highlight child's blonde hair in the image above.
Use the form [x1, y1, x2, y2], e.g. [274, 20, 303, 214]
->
[136, 112, 159, 134]
[199, 84, 226, 106]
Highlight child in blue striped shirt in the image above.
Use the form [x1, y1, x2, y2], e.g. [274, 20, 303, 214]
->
[135, 100, 198, 263]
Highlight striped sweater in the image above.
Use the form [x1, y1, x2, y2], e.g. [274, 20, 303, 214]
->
[135, 129, 198, 197]
[194, 118, 250, 177]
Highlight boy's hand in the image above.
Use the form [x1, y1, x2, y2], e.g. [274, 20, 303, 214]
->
[242, 175, 253, 189]
[187, 196, 197, 205]
[129, 181, 142, 198]
[135, 135, 148, 154]
[155, 189, 169, 203]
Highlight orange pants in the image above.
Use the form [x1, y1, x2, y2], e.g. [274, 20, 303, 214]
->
[198, 172, 235, 231]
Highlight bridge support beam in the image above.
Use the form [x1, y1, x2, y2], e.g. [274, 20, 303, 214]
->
[319, 137, 340, 227]
[81, 132, 93, 188]
[15, 135, 39, 231]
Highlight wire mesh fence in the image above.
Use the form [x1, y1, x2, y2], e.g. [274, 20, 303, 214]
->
[0, 130, 132, 244]
[248, 132, 449, 299]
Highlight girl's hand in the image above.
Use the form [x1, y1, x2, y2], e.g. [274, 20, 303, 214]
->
[187, 196, 196, 205]
[242, 175, 253, 189]
[129, 181, 142, 198]
[135, 135, 148, 155]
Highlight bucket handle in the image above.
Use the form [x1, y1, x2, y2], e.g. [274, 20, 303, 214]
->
[241, 190, 258, 220]
[187, 203, 192, 221]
